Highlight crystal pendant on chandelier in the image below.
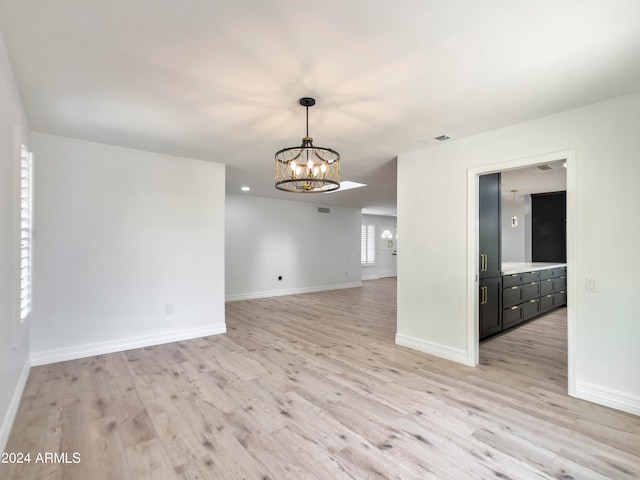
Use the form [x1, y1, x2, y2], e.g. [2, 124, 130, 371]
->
[275, 97, 340, 193]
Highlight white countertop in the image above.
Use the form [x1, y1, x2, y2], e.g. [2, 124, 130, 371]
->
[502, 262, 567, 275]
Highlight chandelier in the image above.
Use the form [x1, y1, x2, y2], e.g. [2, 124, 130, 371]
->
[275, 97, 340, 192]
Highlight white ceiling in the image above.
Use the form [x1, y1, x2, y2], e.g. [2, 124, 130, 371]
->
[501, 160, 567, 198]
[1, 1, 639, 216]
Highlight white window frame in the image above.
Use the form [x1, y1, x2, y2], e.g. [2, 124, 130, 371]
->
[19, 144, 33, 321]
[12, 129, 32, 348]
[361, 224, 375, 266]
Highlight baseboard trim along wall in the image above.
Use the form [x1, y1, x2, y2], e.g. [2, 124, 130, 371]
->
[395, 333, 472, 366]
[361, 274, 397, 281]
[1, 360, 30, 454]
[575, 381, 640, 416]
[226, 282, 362, 302]
[30, 324, 227, 367]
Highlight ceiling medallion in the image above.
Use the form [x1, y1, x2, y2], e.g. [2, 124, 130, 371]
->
[275, 97, 340, 193]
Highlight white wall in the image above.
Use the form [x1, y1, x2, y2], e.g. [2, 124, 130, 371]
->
[501, 192, 527, 262]
[361, 214, 398, 280]
[226, 194, 361, 301]
[29, 133, 226, 364]
[397, 91, 640, 415]
[0, 31, 31, 452]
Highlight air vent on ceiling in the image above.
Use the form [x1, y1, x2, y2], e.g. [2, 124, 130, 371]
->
[537, 164, 552, 171]
[434, 134, 452, 142]
[317, 207, 330, 214]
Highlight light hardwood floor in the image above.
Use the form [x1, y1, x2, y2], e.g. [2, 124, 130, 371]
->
[3, 278, 639, 479]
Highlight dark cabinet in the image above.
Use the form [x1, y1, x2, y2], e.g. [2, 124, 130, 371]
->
[503, 285, 523, 308]
[540, 278, 554, 295]
[540, 294, 555, 313]
[479, 173, 502, 279]
[497, 266, 567, 336]
[522, 281, 540, 301]
[479, 173, 502, 340]
[523, 298, 541, 321]
[503, 304, 523, 330]
[480, 277, 502, 339]
[532, 191, 566, 263]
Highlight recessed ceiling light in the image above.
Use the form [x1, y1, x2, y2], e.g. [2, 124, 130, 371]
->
[241, 186, 250, 191]
[434, 134, 452, 141]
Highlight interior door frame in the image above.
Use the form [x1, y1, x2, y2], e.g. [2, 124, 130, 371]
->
[466, 149, 576, 396]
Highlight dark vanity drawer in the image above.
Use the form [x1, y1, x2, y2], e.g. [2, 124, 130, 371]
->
[540, 269, 555, 280]
[522, 271, 540, 283]
[503, 285, 523, 308]
[522, 281, 540, 301]
[502, 273, 523, 288]
[553, 276, 567, 293]
[554, 290, 567, 307]
[523, 298, 540, 320]
[540, 278, 554, 295]
[540, 294, 554, 312]
[503, 304, 524, 329]
[552, 267, 567, 277]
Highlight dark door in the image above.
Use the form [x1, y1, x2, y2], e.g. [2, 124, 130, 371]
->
[479, 173, 501, 279]
[532, 191, 566, 262]
[480, 277, 502, 340]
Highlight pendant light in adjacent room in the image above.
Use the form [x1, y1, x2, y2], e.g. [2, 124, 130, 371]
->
[511, 190, 519, 228]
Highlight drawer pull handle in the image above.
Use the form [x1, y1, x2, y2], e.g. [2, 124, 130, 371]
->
[511, 306, 518, 310]
[530, 282, 537, 285]
[480, 286, 487, 305]
[530, 300, 536, 303]
[511, 286, 518, 290]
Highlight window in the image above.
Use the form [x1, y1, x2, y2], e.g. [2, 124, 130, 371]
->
[361, 224, 375, 265]
[19, 144, 33, 321]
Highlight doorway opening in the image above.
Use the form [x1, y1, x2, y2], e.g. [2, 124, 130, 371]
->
[467, 149, 576, 396]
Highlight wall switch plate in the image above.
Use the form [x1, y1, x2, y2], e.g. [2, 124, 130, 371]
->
[586, 278, 597, 292]
[166, 304, 175, 314]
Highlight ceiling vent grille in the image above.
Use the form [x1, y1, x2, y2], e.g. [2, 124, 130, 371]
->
[434, 134, 451, 141]
[317, 207, 330, 214]
[537, 164, 553, 171]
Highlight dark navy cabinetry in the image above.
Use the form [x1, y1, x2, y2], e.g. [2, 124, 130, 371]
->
[500, 266, 566, 333]
[479, 173, 502, 340]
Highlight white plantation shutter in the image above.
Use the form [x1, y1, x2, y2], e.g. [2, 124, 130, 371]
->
[361, 224, 375, 265]
[20, 145, 33, 320]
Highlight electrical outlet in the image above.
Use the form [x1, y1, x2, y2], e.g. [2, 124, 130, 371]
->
[166, 304, 175, 314]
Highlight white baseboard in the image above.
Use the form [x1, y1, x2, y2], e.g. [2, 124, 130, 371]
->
[395, 333, 472, 366]
[1, 359, 30, 454]
[361, 273, 397, 281]
[226, 282, 362, 302]
[30, 324, 227, 366]
[361, 273, 381, 280]
[575, 381, 640, 416]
